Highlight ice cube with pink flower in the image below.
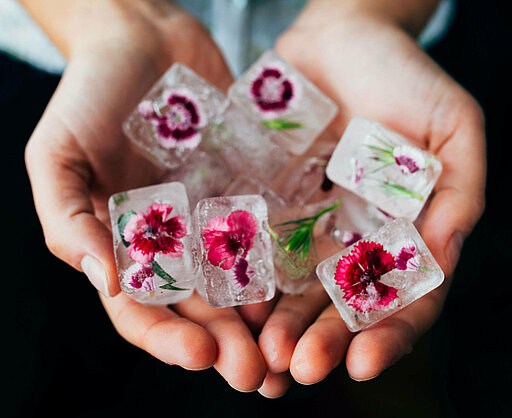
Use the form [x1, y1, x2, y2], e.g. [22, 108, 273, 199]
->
[193, 194, 276, 308]
[123, 63, 230, 169]
[227, 50, 338, 155]
[109, 182, 199, 305]
[326, 116, 443, 221]
[316, 217, 444, 332]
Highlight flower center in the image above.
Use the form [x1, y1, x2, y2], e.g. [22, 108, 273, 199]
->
[360, 270, 377, 285]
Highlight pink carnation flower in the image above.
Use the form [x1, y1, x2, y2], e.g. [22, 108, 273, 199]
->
[123, 203, 187, 265]
[250, 67, 295, 114]
[335, 241, 398, 313]
[122, 264, 155, 292]
[202, 210, 258, 271]
[395, 241, 421, 271]
[139, 89, 203, 149]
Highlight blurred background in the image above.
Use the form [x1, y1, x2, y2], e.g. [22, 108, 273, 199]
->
[3, 0, 511, 417]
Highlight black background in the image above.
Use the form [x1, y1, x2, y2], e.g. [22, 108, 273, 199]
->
[3, 1, 511, 417]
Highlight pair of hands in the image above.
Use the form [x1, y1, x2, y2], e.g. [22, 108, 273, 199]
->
[25, 4, 485, 398]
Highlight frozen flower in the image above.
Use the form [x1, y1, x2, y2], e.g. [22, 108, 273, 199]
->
[203, 210, 258, 270]
[139, 89, 204, 149]
[122, 203, 187, 265]
[395, 241, 421, 271]
[250, 67, 295, 114]
[233, 258, 255, 288]
[341, 231, 363, 247]
[122, 263, 155, 292]
[392, 145, 425, 175]
[351, 158, 365, 185]
[335, 241, 398, 313]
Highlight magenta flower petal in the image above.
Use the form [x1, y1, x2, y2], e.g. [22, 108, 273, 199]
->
[140, 90, 203, 148]
[341, 231, 363, 247]
[122, 203, 187, 264]
[202, 210, 258, 270]
[335, 241, 398, 313]
[250, 67, 295, 113]
[395, 242, 420, 271]
[233, 258, 254, 288]
[392, 145, 425, 175]
[123, 264, 155, 292]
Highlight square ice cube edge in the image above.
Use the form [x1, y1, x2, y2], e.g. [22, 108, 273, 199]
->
[326, 116, 442, 221]
[316, 217, 444, 332]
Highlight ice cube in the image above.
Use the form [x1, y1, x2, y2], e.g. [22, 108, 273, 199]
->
[204, 102, 289, 183]
[223, 176, 288, 212]
[326, 116, 442, 221]
[269, 197, 342, 294]
[316, 217, 444, 332]
[161, 149, 233, 209]
[228, 50, 338, 155]
[123, 63, 230, 169]
[271, 141, 336, 205]
[109, 182, 198, 305]
[330, 186, 392, 248]
[194, 194, 276, 308]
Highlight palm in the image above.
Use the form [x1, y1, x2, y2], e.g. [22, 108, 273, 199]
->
[253, 17, 485, 391]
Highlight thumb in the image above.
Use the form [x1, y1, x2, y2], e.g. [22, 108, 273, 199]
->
[25, 114, 120, 297]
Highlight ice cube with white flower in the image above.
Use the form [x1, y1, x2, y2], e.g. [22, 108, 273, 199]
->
[326, 116, 442, 221]
[193, 194, 276, 308]
[227, 50, 338, 155]
[316, 217, 444, 332]
[109, 182, 198, 305]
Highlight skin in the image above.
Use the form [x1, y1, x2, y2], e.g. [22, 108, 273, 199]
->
[254, 1, 486, 396]
[22, 0, 485, 398]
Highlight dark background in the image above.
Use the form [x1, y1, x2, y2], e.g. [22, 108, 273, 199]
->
[3, 1, 511, 417]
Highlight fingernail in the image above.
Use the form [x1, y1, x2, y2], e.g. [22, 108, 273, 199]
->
[349, 372, 380, 382]
[81, 255, 110, 297]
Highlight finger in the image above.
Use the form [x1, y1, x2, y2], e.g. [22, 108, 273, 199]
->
[421, 98, 486, 276]
[26, 128, 120, 297]
[100, 292, 217, 370]
[174, 292, 267, 392]
[258, 282, 331, 374]
[258, 371, 292, 399]
[345, 280, 448, 381]
[289, 304, 353, 385]
[237, 297, 279, 333]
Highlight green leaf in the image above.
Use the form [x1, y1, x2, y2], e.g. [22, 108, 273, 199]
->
[381, 182, 424, 201]
[261, 119, 303, 131]
[152, 260, 188, 291]
[367, 145, 396, 165]
[112, 192, 128, 206]
[273, 199, 342, 262]
[117, 210, 136, 247]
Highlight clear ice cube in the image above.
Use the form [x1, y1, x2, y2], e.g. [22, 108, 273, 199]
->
[330, 186, 392, 248]
[271, 141, 336, 205]
[123, 63, 230, 169]
[228, 50, 338, 155]
[316, 217, 444, 332]
[326, 116, 442, 221]
[194, 194, 276, 308]
[223, 176, 288, 213]
[109, 182, 198, 305]
[161, 149, 233, 209]
[204, 102, 289, 183]
[269, 197, 342, 294]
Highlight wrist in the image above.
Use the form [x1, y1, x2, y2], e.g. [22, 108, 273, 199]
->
[295, 0, 440, 37]
[20, 0, 192, 62]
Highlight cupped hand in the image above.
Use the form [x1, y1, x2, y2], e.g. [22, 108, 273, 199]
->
[255, 9, 486, 397]
[25, 9, 266, 391]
